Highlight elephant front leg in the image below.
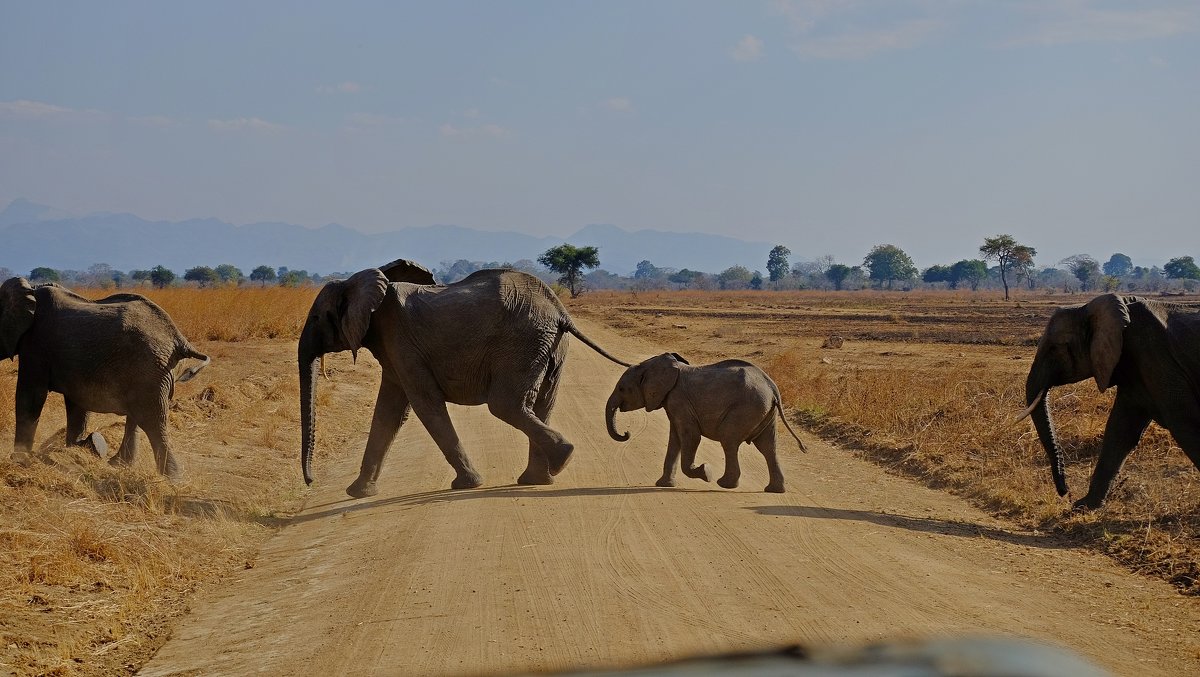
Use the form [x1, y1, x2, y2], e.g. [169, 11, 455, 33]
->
[656, 428, 682, 487]
[1076, 395, 1151, 510]
[348, 379, 412, 498]
[13, 379, 48, 455]
[411, 397, 483, 491]
[679, 427, 709, 483]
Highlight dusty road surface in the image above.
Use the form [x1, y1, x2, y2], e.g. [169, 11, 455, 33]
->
[140, 319, 1199, 676]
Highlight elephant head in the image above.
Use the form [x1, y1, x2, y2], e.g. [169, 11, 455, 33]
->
[298, 268, 389, 486]
[606, 353, 689, 442]
[1021, 294, 1131, 497]
[0, 277, 36, 361]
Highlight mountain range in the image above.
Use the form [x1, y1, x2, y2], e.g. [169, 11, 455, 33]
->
[0, 199, 776, 276]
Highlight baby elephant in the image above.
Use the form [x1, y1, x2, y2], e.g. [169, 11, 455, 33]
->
[605, 353, 805, 493]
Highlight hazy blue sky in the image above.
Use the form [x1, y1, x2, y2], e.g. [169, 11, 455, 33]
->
[2, 1, 1197, 268]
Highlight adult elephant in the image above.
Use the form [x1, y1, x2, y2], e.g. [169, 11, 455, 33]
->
[0, 277, 209, 476]
[298, 259, 631, 498]
[1018, 293, 1200, 510]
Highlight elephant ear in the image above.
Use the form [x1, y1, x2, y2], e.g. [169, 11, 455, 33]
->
[0, 277, 36, 359]
[669, 352, 690, 365]
[642, 354, 682, 412]
[379, 258, 437, 285]
[1086, 294, 1131, 392]
[338, 268, 389, 360]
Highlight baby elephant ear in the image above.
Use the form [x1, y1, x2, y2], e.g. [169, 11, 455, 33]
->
[0, 277, 36, 359]
[338, 268, 389, 358]
[1086, 293, 1131, 392]
[379, 258, 437, 285]
[642, 354, 683, 412]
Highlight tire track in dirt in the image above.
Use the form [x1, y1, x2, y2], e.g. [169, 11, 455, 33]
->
[140, 318, 1199, 676]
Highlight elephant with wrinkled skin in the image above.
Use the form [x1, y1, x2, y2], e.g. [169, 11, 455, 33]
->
[606, 353, 806, 493]
[0, 277, 210, 477]
[298, 259, 631, 499]
[1018, 294, 1200, 510]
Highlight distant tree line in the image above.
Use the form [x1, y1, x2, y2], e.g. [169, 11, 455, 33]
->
[4, 237, 1197, 296]
[0, 263, 353, 289]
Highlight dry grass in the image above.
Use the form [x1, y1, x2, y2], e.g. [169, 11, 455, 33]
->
[76, 286, 319, 342]
[573, 289, 1200, 594]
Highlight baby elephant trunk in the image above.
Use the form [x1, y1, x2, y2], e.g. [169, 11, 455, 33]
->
[605, 391, 630, 442]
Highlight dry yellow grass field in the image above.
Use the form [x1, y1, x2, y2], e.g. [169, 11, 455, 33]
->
[2, 285, 1197, 674]
[572, 289, 1200, 594]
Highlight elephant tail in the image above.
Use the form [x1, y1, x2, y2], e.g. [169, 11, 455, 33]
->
[562, 321, 632, 367]
[174, 344, 211, 383]
[775, 399, 807, 452]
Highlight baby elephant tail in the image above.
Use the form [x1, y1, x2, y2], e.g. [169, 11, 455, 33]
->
[175, 345, 211, 383]
[775, 399, 807, 452]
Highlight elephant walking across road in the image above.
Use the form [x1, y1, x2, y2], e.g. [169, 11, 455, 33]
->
[1017, 293, 1200, 510]
[606, 353, 806, 493]
[0, 277, 210, 477]
[298, 259, 631, 498]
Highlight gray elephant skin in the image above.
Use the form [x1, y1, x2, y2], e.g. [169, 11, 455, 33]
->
[0, 277, 210, 476]
[605, 353, 806, 493]
[1020, 293, 1200, 510]
[298, 259, 631, 498]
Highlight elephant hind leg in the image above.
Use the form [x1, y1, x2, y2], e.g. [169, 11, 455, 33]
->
[65, 398, 90, 446]
[517, 363, 564, 485]
[109, 418, 140, 467]
[139, 406, 183, 480]
[1076, 394, 1149, 510]
[752, 426, 786, 493]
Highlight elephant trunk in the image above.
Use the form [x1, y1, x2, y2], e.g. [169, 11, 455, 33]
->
[606, 391, 630, 442]
[298, 326, 322, 486]
[1026, 368, 1068, 497]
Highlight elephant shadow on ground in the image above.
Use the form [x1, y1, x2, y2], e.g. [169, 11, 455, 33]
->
[282, 484, 728, 526]
[750, 505, 1073, 550]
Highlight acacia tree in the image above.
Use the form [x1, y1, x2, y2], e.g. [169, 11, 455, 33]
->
[538, 244, 600, 297]
[950, 259, 988, 291]
[250, 265, 277, 286]
[862, 244, 917, 289]
[766, 245, 791, 283]
[1061, 254, 1101, 291]
[980, 234, 1036, 300]
[1165, 256, 1200, 280]
[1103, 253, 1133, 278]
[149, 265, 175, 289]
[184, 266, 219, 287]
[825, 264, 852, 290]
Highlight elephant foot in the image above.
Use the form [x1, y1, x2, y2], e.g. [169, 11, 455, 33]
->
[109, 454, 134, 468]
[85, 432, 108, 459]
[545, 442, 575, 477]
[764, 481, 786, 494]
[717, 475, 739, 490]
[346, 478, 379, 499]
[655, 476, 676, 488]
[683, 464, 709, 482]
[517, 468, 553, 485]
[1071, 495, 1103, 512]
[451, 470, 484, 490]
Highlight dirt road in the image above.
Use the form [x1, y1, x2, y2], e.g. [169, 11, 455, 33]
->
[140, 319, 1199, 676]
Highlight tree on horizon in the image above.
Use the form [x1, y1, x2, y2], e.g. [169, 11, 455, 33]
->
[980, 234, 1036, 301]
[538, 244, 600, 298]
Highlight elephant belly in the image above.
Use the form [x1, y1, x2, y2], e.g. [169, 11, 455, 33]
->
[51, 382, 131, 415]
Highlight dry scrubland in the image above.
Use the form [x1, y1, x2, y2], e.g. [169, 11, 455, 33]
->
[572, 289, 1200, 596]
[2, 285, 1199, 674]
